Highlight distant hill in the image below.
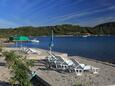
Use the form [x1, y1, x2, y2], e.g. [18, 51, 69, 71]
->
[93, 22, 115, 35]
[0, 22, 115, 38]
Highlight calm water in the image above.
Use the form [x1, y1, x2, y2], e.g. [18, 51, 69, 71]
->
[11, 36, 115, 63]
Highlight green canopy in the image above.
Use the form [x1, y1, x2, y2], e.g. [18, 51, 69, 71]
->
[9, 36, 29, 41]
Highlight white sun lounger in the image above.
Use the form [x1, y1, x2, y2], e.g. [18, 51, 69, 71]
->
[47, 53, 99, 75]
[47, 54, 69, 70]
[21, 47, 38, 54]
[70, 58, 100, 76]
[28, 48, 38, 54]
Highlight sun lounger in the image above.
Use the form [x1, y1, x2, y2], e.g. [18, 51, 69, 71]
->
[47, 53, 83, 75]
[21, 47, 38, 54]
[70, 58, 84, 76]
[79, 63, 99, 74]
[70, 58, 100, 75]
[28, 48, 38, 54]
[54, 56, 69, 70]
[47, 54, 69, 70]
[47, 53, 99, 75]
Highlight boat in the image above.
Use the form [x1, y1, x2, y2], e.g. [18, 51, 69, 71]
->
[31, 39, 40, 43]
[82, 35, 88, 37]
[82, 34, 91, 37]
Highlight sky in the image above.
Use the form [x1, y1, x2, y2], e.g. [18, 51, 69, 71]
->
[0, 0, 115, 28]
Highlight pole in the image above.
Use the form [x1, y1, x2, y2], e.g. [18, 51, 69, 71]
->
[49, 46, 52, 55]
[49, 30, 54, 55]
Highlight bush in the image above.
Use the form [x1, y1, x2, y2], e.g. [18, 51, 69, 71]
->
[3, 51, 33, 86]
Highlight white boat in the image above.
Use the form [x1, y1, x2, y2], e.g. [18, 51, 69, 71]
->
[83, 35, 87, 37]
[82, 35, 88, 37]
[31, 39, 40, 43]
[82, 34, 91, 37]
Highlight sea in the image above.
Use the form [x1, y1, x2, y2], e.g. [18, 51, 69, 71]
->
[11, 35, 115, 63]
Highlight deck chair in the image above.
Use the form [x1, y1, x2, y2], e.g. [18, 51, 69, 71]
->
[70, 58, 99, 75]
[46, 55, 58, 68]
[47, 54, 69, 71]
[54, 56, 69, 70]
[28, 48, 38, 54]
[21, 47, 38, 54]
[70, 58, 84, 76]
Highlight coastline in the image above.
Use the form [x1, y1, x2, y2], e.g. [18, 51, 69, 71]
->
[30, 48, 115, 86]
[30, 35, 115, 38]
[0, 47, 115, 86]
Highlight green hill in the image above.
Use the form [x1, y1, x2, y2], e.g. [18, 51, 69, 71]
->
[93, 22, 115, 35]
[0, 22, 115, 37]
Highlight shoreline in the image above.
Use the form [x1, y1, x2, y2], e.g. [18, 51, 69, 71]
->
[29, 48, 115, 86]
[1, 47, 115, 86]
[4, 47, 115, 65]
[72, 56, 115, 67]
[29, 35, 115, 38]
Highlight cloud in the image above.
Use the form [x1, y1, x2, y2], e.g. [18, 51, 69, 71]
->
[52, 5, 115, 22]
[23, 0, 86, 20]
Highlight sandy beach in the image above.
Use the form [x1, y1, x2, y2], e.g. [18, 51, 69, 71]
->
[30, 56, 115, 86]
[0, 47, 115, 86]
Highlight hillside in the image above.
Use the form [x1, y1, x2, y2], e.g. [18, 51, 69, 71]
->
[93, 22, 115, 35]
[0, 22, 115, 37]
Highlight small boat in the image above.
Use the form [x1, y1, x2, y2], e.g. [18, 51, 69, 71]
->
[82, 35, 88, 37]
[31, 39, 40, 43]
[82, 34, 91, 37]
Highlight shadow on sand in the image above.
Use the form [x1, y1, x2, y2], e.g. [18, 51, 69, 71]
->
[0, 81, 11, 86]
[34, 59, 70, 74]
[0, 62, 6, 66]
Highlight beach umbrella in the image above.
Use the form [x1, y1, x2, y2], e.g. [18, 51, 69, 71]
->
[13, 36, 30, 48]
